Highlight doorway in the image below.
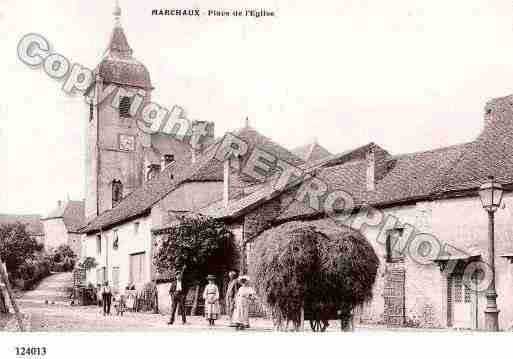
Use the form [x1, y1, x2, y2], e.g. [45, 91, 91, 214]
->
[447, 273, 476, 329]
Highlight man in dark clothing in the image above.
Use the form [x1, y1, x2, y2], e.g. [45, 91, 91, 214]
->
[168, 272, 188, 325]
[102, 281, 112, 315]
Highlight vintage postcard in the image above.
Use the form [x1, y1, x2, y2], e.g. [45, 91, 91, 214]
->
[1, 0, 513, 358]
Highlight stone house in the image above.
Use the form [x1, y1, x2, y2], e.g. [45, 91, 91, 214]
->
[200, 94, 513, 330]
[41, 200, 85, 256]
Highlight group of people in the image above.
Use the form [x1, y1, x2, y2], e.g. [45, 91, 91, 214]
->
[93, 270, 257, 329]
[168, 270, 256, 330]
[96, 282, 136, 316]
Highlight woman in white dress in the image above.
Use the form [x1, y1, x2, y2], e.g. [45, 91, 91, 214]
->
[233, 275, 256, 330]
[125, 283, 136, 311]
[203, 274, 220, 326]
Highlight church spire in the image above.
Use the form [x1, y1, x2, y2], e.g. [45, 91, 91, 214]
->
[113, 1, 122, 27]
[96, 2, 152, 89]
[105, 0, 133, 58]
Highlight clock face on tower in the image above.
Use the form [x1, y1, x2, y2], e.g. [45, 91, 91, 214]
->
[119, 134, 135, 152]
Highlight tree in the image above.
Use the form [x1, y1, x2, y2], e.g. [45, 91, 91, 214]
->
[154, 215, 235, 286]
[249, 219, 379, 331]
[50, 244, 77, 271]
[0, 222, 43, 278]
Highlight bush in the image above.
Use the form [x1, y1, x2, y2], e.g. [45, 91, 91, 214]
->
[249, 219, 379, 330]
[49, 244, 77, 272]
[0, 222, 43, 277]
[154, 215, 234, 285]
[14, 253, 51, 290]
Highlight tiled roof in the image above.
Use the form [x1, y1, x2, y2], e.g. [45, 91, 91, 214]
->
[84, 95, 513, 233]
[201, 179, 284, 219]
[80, 148, 222, 234]
[435, 95, 513, 192]
[82, 126, 307, 233]
[292, 142, 332, 163]
[204, 104, 513, 223]
[0, 214, 44, 236]
[43, 200, 85, 233]
[200, 143, 379, 220]
[368, 143, 470, 205]
[232, 125, 305, 167]
[62, 201, 86, 233]
[299, 143, 376, 170]
[277, 143, 475, 221]
[277, 160, 368, 222]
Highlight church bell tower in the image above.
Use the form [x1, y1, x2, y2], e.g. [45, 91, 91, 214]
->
[84, 3, 153, 219]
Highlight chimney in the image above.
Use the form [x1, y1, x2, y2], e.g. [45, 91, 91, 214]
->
[366, 146, 375, 191]
[161, 154, 174, 171]
[223, 155, 241, 208]
[223, 158, 231, 208]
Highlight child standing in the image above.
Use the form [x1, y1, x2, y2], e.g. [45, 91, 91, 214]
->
[202, 274, 220, 326]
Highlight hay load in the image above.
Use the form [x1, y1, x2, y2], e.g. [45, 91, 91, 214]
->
[249, 219, 379, 330]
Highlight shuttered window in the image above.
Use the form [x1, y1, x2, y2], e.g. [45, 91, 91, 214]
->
[129, 252, 146, 286]
[119, 96, 131, 118]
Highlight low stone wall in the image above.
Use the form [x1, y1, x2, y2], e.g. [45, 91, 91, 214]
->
[156, 282, 171, 314]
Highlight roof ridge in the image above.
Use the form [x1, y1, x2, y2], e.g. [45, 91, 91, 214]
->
[388, 142, 470, 159]
[231, 126, 305, 164]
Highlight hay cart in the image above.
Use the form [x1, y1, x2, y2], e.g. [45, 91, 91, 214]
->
[304, 302, 340, 332]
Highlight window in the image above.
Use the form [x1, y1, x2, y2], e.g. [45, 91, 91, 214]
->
[96, 234, 101, 255]
[386, 228, 404, 263]
[89, 104, 94, 121]
[112, 179, 123, 207]
[119, 134, 135, 152]
[119, 96, 131, 118]
[96, 267, 106, 285]
[129, 252, 146, 285]
[113, 230, 119, 250]
[134, 222, 140, 235]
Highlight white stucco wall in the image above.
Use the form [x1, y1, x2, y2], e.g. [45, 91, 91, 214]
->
[83, 216, 153, 292]
[42, 218, 69, 250]
[353, 192, 513, 329]
[83, 181, 224, 297]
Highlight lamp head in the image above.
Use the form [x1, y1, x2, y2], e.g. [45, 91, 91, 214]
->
[479, 176, 504, 212]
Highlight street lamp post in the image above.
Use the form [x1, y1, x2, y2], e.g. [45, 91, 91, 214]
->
[478, 175, 504, 331]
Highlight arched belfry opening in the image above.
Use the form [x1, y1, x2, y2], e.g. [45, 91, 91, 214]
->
[112, 179, 123, 207]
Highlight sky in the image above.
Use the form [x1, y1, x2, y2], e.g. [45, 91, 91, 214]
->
[2, 0, 513, 215]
